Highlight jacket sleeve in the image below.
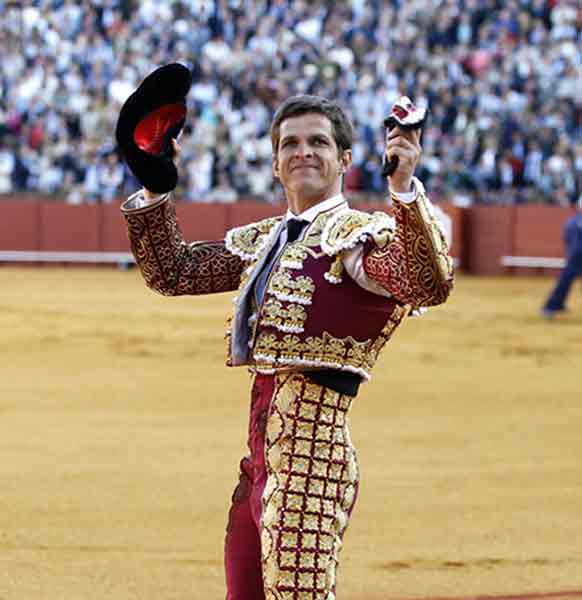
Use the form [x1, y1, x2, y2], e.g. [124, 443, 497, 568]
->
[121, 191, 244, 296]
[362, 179, 454, 308]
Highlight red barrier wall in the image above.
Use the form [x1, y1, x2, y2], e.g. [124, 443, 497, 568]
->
[513, 206, 568, 258]
[465, 206, 513, 274]
[101, 204, 130, 252]
[0, 201, 39, 250]
[227, 202, 285, 229]
[40, 203, 100, 251]
[465, 205, 574, 275]
[0, 197, 575, 275]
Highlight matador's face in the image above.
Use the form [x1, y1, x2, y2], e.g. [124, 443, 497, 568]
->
[272, 112, 352, 207]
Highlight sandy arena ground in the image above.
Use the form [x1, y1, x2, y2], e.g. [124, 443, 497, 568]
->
[1, 267, 581, 600]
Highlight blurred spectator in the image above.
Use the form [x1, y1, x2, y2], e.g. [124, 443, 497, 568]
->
[185, 144, 215, 201]
[0, 143, 14, 193]
[523, 140, 544, 188]
[0, 0, 579, 207]
[98, 150, 125, 202]
[204, 172, 238, 203]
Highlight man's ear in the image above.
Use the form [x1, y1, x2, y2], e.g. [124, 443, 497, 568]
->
[340, 149, 352, 173]
[272, 155, 280, 179]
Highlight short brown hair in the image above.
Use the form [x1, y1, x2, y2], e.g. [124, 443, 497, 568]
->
[270, 95, 353, 155]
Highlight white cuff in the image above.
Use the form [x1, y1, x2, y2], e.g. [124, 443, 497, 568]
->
[391, 177, 425, 204]
[121, 189, 170, 213]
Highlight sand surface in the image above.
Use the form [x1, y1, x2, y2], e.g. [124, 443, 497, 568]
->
[1, 267, 581, 600]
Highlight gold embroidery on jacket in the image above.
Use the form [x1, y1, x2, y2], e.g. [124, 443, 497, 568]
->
[226, 208, 410, 378]
[225, 217, 281, 262]
[260, 299, 307, 334]
[321, 209, 395, 256]
[252, 304, 408, 381]
[269, 271, 315, 306]
[279, 245, 309, 269]
[363, 188, 454, 307]
[324, 253, 344, 284]
[412, 190, 454, 283]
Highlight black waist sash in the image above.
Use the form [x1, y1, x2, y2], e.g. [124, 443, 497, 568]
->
[303, 369, 361, 397]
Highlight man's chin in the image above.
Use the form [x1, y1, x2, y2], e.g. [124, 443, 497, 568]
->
[289, 172, 324, 187]
[289, 182, 322, 195]
[287, 182, 330, 203]
[289, 173, 320, 187]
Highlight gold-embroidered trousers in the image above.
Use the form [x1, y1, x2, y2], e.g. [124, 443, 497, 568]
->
[261, 373, 359, 600]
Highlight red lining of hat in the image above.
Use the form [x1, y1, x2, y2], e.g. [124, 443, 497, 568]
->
[392, 105, 409, 120]
[134, 103, 186, 154]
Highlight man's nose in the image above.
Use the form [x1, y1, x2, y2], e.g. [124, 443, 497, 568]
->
[294, 142, 314, 158]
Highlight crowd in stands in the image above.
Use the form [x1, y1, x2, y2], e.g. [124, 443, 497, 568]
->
[0, 0, 580, 206]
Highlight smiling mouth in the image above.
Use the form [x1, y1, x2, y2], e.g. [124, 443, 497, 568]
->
[292, 165, 318, 172]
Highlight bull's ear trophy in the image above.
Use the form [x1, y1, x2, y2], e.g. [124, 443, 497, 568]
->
[115, 63, 193, 194]
[382, 96, 427, 178]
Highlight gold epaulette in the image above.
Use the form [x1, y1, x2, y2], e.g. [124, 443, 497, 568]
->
[320, 208, 395, 256]
[225, 217, 282, 262]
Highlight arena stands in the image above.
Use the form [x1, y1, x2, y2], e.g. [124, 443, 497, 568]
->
[0, 0, 579, 206]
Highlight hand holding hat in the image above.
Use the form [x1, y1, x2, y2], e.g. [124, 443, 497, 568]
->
[382, 96, 427, 180]
[115, 63, 192, 194]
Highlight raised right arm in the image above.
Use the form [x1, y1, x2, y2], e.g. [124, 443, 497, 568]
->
[121, 191, 244, 296]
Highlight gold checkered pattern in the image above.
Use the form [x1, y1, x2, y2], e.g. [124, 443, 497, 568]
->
[261, 374, 359, 600]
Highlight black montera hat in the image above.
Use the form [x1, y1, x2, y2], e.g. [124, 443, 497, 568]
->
[115, 63, 192, 194]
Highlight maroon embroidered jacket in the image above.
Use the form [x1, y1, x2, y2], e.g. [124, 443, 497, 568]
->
[121, 183, 453, 380]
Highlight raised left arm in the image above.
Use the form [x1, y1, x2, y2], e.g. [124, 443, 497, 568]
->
[363, 114, 454, 308]
[363, 183, 454, 308]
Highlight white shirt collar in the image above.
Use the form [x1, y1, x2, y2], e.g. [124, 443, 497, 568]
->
[285, 193, 347, 224]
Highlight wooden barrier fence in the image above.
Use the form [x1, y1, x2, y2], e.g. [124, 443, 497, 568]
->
[0, 197, 575, 275]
